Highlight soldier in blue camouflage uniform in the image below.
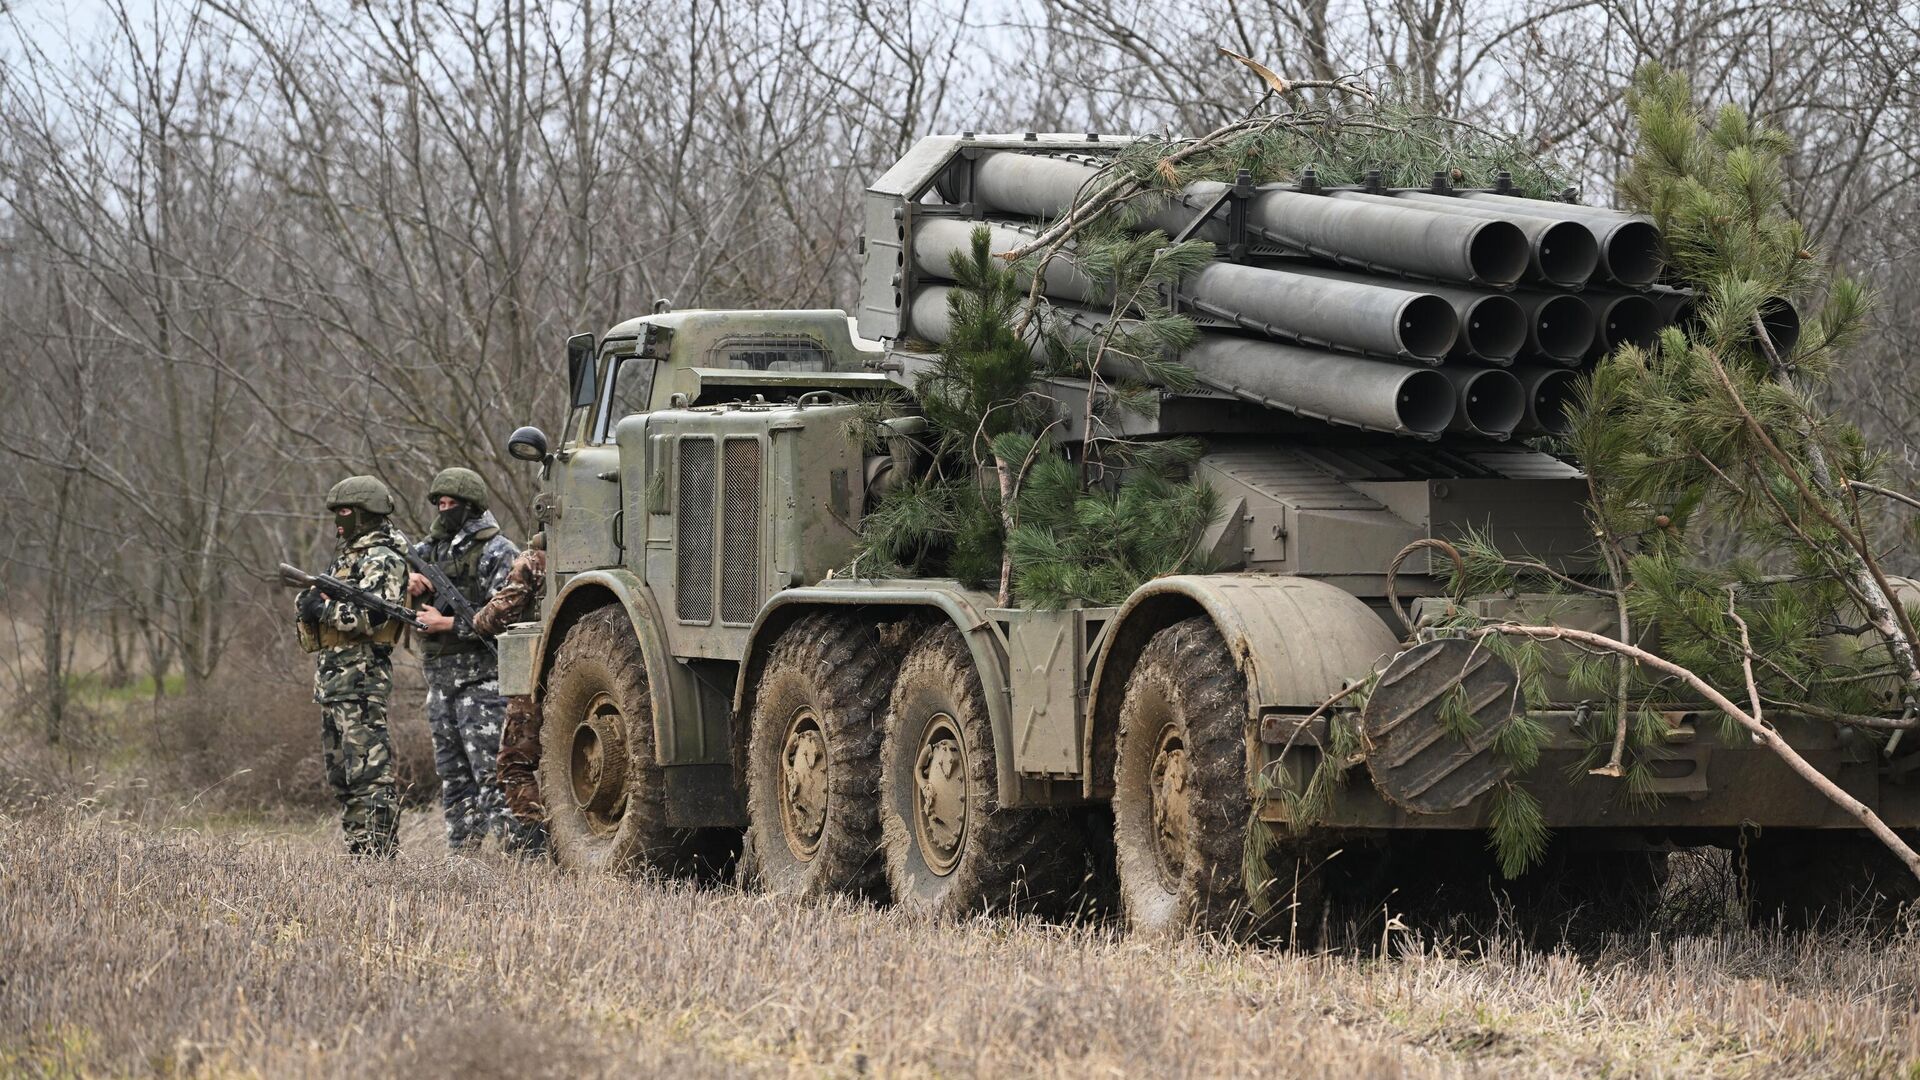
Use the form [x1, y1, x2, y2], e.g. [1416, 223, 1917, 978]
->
[294, 476, 409, 857]
[408, 467, 526, 851]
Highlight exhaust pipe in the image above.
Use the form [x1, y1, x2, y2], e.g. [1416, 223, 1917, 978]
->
[1457, 193, 1664, 286]
[1441, 366, 1525, 439]
[1377, 191, 1600, 288]
[1512, 291, 1599, 366]
[1513, 366, 1583, 436]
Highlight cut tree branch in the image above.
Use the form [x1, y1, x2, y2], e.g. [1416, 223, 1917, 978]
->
[1468, 622, 1920, 882]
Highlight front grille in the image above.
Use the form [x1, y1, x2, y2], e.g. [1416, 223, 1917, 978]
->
[676, 438, 716, 622]
[720, 438, 762, 624]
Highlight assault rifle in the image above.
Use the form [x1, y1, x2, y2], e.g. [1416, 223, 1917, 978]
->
[405, 551, 497, 655]
[279, 563, 427, 632]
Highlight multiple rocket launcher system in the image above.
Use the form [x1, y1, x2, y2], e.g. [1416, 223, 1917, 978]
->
[893, 145, 1741, 440]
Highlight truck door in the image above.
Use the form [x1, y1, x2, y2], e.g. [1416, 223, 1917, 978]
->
[550, 345, 656, 573]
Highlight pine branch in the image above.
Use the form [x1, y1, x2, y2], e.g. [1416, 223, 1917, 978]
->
[1469, 621, 1920, 883]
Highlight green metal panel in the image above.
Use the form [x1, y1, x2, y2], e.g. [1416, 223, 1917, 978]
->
[496, 624, 540, 697]
[997, 606, 1115, 778]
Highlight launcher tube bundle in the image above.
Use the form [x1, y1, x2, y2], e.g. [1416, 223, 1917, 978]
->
[857, 134, 1730, 441]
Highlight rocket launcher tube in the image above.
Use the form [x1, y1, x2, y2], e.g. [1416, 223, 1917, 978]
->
[1441, 365, 1527, 440]
[961, 151, 1531, 286]
[1511, 290, 1600, 365]
[1456, 192, 1664, 286]
[1177, 262, 1458, 364]
[1180, 335, 1458, 438]
[1381, 191, 1600, 288]
[911, 217, 1097, 303]
[1271, 264, 1526, 363]
[908, 285, 1456, 438]
[1648, 285, 1696, 328]
[1582, 291, 1664, 356]
[913, 218, 1458, 363]
[1513, 365, 1582, 437]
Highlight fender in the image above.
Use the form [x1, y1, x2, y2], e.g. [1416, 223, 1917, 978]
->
[1082, 574, 1403, 798]
[731, 579, 1027, 802]
[537, 569, 706, 767]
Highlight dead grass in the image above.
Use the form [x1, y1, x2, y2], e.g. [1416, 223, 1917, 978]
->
[5, 806, 1920, 1078]
[0, 652, 440, 822]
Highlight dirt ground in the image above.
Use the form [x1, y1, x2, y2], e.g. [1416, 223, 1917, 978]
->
[5, 806, 1920, 1078]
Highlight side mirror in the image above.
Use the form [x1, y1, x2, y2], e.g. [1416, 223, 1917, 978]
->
[567, 332, 597, 409]
[508, 425, 551, 463]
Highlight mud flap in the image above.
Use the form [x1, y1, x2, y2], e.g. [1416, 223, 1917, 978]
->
[1362, 637, 1523, 813]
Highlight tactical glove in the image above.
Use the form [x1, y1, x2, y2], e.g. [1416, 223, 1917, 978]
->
[296, 588, 326, 624]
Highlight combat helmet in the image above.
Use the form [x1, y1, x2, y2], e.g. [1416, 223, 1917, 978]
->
[326, 475, 396, 515]
[427, 467, 489, 511]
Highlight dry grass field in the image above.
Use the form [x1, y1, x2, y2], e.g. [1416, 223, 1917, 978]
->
[3, 652, 1919, 1078]
[6, 803, 1920, 1079]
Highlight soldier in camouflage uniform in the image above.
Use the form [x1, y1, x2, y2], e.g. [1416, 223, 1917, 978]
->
[472, 532, 548, 847]
[294, 476, 409, 857]
[409, 467, 525, 851]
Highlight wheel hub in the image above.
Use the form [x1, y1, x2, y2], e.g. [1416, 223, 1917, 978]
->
[913, 714, 968, 876]
[778, 708, 831, 860]
[569, 693, 629, 820]
[1149, 724, 1191, 889]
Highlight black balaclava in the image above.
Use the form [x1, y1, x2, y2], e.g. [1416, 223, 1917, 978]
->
[334, 506, 384, 543]
[432, 500, 474, 541]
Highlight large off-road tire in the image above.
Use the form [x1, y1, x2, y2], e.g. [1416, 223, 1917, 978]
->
[1744, 829, 1920, 929]
[1112, 617, 1257, 938]
[539, 606, 690, 875]
[744, 613, 897, 900]
[880, 623, 1082, 918]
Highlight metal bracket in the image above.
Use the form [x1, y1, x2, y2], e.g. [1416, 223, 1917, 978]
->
[1259, 712, 1327, 746]
[1169, 167, 1255, 263]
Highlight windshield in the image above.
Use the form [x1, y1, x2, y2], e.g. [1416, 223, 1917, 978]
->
[594, 355, 658, 443]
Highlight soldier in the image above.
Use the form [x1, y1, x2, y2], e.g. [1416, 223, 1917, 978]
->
[409, 466, 525, 852]
[294, 476, 409, 858]
[472, 532, 548, 848]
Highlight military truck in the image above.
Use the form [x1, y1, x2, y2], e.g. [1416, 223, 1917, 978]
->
[497, 134, 1920, 933]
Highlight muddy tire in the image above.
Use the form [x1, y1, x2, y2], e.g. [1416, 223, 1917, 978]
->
[880, 623, 1081, 918]
[1112, 617, 1256, 938]
[744, 613, 896, 900]
[1744, 829, 1920, 929]
[539, 606, 690, 875]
